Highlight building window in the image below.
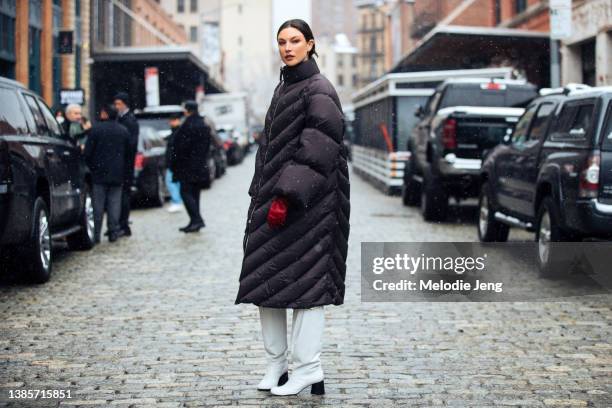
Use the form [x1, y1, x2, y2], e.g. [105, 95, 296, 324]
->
[515, 0, 527, 14]
[28, 27, 41, 94]
[581, 39, 596, 86]
[177, 0, 184, 13]
[337, 55, 343, 68]
[190, 0, 197, 12]
[238, 4, 242, 14]
[352, 54, 357, 68]
[190, 26, 198, 42]
[352, 74, 358, 87]
[337, 74, 344, 86]
[238, 35, 242, 46]
[494, 0, 501, 25]
[0, 4, 16, 79]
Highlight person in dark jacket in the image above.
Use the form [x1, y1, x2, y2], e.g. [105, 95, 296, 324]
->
[113, 92, 139, 237]
[164, 112, 183, 213]
[234, 20, 350, 396]
[170, 100, 211, 233]
[84, 105, 131, 243]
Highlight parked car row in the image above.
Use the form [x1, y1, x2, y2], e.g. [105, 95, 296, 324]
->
[0, 89, 255, 283]
[133, 105, 239, 206]
[403, 81, 612, 274]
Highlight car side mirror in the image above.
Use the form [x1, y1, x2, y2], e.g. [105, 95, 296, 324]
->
[414, 105, 424, 118]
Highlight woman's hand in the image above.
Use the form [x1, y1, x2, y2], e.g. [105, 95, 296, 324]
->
[267, 196, 289, 228]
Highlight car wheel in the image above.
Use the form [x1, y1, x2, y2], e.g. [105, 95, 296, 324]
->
[149, 171, 165, 208]
[402, 157, 421, 207]
[535, 196, 572, 277]
[67, 185, 95, 250]
[421, 169, 448, 222]
[477, 182, 509, 242]
[24, 197, 52, 283]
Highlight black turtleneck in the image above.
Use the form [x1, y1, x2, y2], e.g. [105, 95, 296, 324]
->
[280, 58, 320, 84]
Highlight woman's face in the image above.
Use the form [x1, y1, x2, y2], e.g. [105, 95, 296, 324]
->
[277, 27, 313, 67]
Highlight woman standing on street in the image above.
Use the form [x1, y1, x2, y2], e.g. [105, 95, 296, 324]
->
[234, 19, 350, 396]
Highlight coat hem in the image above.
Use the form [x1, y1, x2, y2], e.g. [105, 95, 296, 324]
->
[234, 298, 344, 309]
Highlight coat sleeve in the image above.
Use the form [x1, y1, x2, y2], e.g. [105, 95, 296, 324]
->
[83, 129, 96, 167]
[271, 90, 344, 209]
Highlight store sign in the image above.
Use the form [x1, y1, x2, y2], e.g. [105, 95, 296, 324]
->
[60, 89, 85, 105]
[58, 31, 73, 54]
[549, 0, 572, 39]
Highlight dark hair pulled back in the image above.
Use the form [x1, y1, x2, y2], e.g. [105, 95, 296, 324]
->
[277, 19, 318, 59]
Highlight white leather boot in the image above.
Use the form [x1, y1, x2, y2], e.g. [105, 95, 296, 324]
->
[271, 306, 325, 396]
[257, 306, 289, 391]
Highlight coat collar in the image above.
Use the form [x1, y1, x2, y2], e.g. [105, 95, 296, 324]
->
[280, 58, 319, 84]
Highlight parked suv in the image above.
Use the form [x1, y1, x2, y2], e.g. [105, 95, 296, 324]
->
[478, 86, 612, 274]
[406, 78, 538, 221]
[0, 77, 94, 283]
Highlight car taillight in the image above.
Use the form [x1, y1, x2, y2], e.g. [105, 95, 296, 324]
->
[480, 82, 506, 90]
[442, 118, 457, 150]
[134, 153, 145, 171]
[223, 141, 232, 151]
[579, 150, 600, 198]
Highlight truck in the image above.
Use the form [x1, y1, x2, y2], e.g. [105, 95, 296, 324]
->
[478, 86, 612, 275]
[406, 78, 538, 221]
[351, 67, 520, 195]
[200, 92, 250, 155]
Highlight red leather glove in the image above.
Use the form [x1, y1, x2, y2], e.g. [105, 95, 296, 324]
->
[267, 196, 289, 228]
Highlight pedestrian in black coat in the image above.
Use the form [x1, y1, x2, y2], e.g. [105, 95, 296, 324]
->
[234, 20, 350, 397]
[171, 100, 211, 232]
[84, 106, 131, 243]
[113, 92, 140, 237]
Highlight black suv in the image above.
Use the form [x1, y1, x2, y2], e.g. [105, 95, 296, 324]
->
[478, 86, 612, 274]
[0, 77, 94, 283]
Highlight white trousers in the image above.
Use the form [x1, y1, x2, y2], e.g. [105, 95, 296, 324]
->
[259, 306, 325, 378]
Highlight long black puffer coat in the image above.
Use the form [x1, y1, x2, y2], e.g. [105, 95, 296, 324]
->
[235, 58, 350, 309]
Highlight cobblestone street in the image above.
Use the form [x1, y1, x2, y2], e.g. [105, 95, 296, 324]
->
[1, 151, 611, 407]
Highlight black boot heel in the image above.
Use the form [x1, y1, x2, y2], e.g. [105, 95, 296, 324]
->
[310, 380, 325, 395]
[277, 371, 289, 386]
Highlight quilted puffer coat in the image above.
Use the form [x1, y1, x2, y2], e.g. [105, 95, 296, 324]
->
[234, 58, 350, 309]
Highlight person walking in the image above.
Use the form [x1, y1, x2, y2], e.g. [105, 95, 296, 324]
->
[83, 106, 131, 243]
[113, 92, 140, 237]
[170, 100, 211, 233]
[164, 112, 183, 213]
[234, 19, 350, 396]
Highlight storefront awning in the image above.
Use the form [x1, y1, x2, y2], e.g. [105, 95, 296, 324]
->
[91, 46, 225, 111]
[391, 25, 551, 87]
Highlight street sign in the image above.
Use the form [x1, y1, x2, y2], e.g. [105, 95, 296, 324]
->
[58, 31, 73, 54]
[60, 89, 85, 105]
[145, 67, 160, 107]
[549, 0, 572, 39]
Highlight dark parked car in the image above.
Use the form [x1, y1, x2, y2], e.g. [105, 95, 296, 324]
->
[204, 116, 226, 180]
[131, 126, 168, 207]
[135, 105, 224, 183]
[478, 86, 612, 274]
[217, 125, 244, 165]
[406, 78, 538, 221]
[0, 77, 94, 282]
